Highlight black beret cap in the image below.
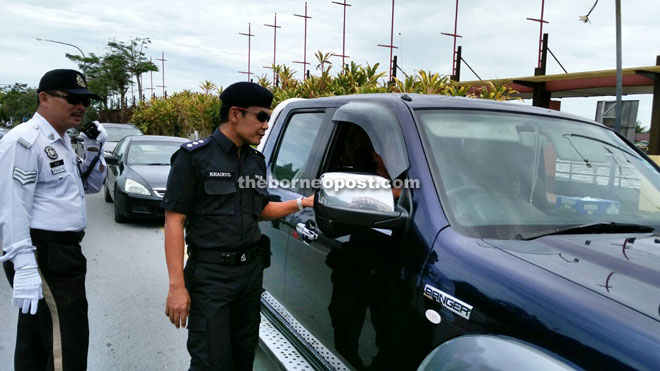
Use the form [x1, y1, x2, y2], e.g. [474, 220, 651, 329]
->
[220, 82, 273, 109]
[38, 69, 101, 100]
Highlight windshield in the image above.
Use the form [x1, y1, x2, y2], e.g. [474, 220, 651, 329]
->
[106, 126, 143, 142]
[126, 142, 181, 165]
[417, 109, 660, 239]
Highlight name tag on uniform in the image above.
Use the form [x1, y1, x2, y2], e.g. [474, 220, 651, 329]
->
[207, 171, 232, 178]
[50, 159, 66, 175]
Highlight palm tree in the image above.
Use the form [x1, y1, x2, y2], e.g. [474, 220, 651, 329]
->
[199, 80, 217, 95]
[315, 50, 333, 74]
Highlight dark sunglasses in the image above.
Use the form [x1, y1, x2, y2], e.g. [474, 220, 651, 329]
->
[47, 91, 91, 107]
[235, 107, 270, 123]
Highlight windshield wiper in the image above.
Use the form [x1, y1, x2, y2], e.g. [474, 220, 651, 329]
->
[565, 133, 640, 159]
[145, 163, 170, 165]
[518, 222, 654, 240]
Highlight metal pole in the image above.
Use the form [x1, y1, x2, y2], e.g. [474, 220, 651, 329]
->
[377, 0, 398, 82]
[442, 0, 463, 78]
[294, 2, 312, 79]
[332, 1, 351, 74]
[36, 38, 85, 58]
[389, 0, 395, 81]
[615, 0, 623, 133]
[526, 0, 549, 69]
[239, 23, 255, 81]
[156, 52, 167, 97]
[264, 13, 282, 85]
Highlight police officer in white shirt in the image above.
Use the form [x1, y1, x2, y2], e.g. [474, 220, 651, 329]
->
[0, 69, 107, 371]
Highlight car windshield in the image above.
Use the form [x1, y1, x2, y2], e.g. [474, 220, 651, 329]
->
[416, 109, 660, 239]
[126, 142, 181, 165]
[106, 126, 143, 142]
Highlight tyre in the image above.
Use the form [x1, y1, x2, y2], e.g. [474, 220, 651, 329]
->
[104, 183, 113, 203]
[114, 187, 129, 223]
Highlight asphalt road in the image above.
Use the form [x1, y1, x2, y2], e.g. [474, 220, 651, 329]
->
[0, 191, 279, 370]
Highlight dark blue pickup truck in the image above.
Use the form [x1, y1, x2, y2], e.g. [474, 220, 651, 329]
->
[256, 94, 660, 370]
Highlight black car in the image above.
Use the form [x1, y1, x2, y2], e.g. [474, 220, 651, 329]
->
[104, 135, 187, 222]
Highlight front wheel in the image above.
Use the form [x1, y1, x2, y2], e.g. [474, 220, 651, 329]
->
[104, 183, 113, 203]
[114, 187, 129, 223]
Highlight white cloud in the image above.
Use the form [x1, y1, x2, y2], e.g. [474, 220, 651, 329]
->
[1, 0, 658, 126]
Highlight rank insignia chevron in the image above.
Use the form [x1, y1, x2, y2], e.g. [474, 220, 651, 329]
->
[13, 167, 37, 185]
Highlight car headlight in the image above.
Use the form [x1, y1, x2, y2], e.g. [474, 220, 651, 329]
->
[125, 178, 151, 195]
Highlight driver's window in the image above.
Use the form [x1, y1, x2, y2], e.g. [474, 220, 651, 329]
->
[114, 139, 129, 159]
[324, 123, 378, 174]
[272, 112, 324, 189]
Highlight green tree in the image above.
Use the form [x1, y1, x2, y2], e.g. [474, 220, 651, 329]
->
[0, 84, 38, 123]
[636, 121, 649, 133]
[107, 37, 158, 103]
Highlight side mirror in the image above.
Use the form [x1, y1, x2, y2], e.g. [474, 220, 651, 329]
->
[105, 155, 119, 165]
[314, 172, 409, 238]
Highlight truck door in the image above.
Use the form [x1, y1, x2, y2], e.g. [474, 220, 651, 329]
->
[260, 109, 332, 302]
[280, 101, 412, 369]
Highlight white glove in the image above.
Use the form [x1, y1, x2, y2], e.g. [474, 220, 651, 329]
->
[81, 121, 108, 149]
[11, 252, 43, 315]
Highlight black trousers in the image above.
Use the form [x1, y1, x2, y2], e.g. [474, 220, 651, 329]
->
[184, 257, 264, 371]
[3, 233, 88, 371]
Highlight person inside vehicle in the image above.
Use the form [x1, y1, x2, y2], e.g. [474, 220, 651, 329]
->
[325, 123, 409, 369]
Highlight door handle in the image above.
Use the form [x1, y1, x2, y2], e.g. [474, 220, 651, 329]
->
[296, 223, 318, 245]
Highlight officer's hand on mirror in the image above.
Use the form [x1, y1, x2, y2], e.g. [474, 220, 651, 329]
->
[11, 252, 43, 315]
[165, 285, 190, 329]
[302, 195, 314, 208]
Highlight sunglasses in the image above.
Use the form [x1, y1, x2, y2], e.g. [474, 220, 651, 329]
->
[47, 91, 91, 107]
[235, 107, 271, 123]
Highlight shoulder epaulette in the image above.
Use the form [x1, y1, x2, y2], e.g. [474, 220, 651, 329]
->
[14, 122, 40, 149]
[180, 137, 211, 152]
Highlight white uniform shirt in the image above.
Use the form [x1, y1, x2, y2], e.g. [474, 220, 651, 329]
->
[0, 113, 106, 260]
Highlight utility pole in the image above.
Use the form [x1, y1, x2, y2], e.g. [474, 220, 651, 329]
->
[239, 23, 255, 81]
[264, 13, 282, 85]
[293, 2, 312, 80]
[526, 0, 549, 70]
[332, 0, 351, 74]
[614, 0, 623, 133]
[377, 0, 397, 82]
[144, 56, 155, 99]
[441, 0, 462, 81]
[155, 52, 167, 97]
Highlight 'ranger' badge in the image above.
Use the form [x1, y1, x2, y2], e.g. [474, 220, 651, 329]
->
[240, 254, 247, 262]
[423, 284, 473, 320]
[44, 146, 58, 160]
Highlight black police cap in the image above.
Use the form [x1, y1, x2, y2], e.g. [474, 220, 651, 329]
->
[38, 69, 101, 100]
[220, 82, 273, 109]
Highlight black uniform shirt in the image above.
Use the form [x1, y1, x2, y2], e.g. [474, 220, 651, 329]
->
[161, 129, 270, 251]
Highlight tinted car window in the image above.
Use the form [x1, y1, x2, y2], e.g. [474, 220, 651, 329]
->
[272, 112, 324, 186]
[113, 138, 130, 159]
[126, 142, 182, 165]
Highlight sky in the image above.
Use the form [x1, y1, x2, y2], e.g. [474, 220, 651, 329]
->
[1, 0, 659, 128]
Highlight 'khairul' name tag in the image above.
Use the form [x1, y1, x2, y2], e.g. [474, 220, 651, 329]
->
[50, 159, 66, 175]
[208, 171, 232, 178]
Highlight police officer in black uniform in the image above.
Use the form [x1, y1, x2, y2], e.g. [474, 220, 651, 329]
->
[162, 81, 313, 371]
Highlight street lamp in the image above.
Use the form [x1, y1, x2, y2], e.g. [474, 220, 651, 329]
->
[36, 37, 85, 58]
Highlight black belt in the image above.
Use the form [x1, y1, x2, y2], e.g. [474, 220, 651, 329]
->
[30, 229, 85, 244]
[189, 244, 264, 265]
